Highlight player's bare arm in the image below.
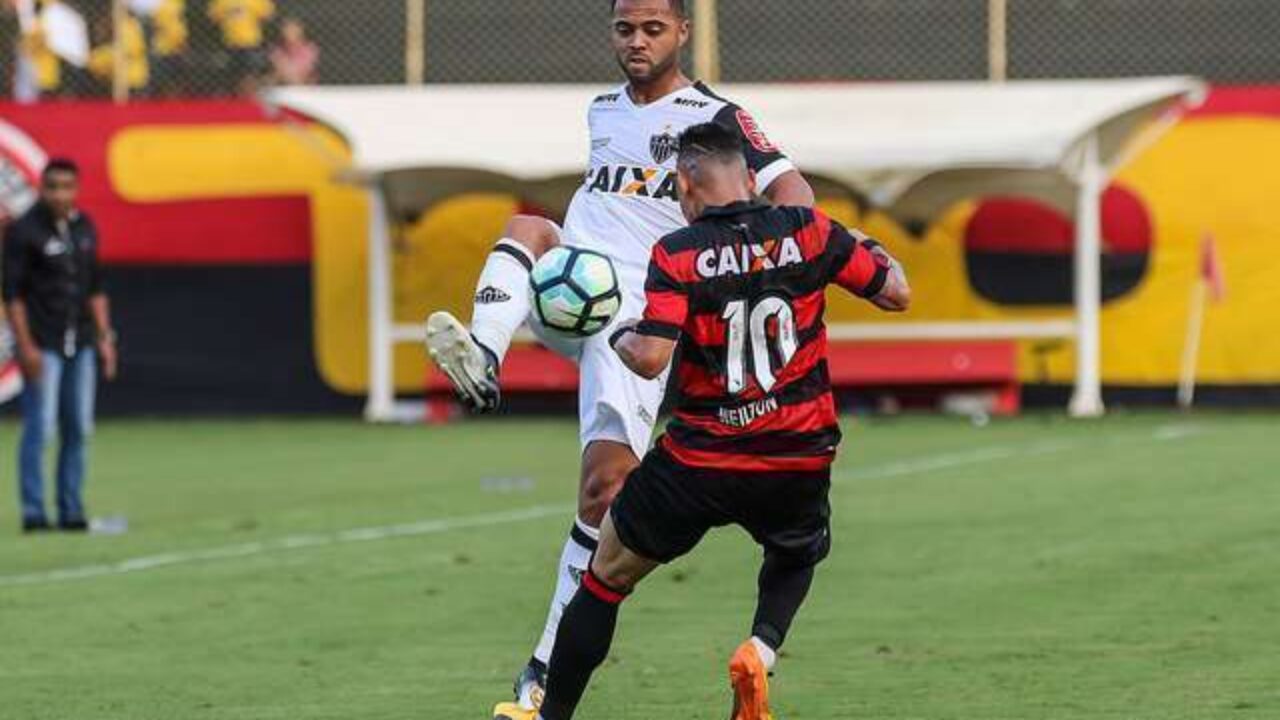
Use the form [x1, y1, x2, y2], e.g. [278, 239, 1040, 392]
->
[763, 168, 816, 207]
[853, 230, 911, 312]
[870, 246, 911, 311]
[609, 322, 675, 380]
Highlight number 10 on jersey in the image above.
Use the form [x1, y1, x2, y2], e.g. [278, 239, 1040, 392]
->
[722, 297, 799, 395]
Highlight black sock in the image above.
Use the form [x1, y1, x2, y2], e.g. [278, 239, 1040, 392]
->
[538, 568, 628, 720]
[751, 553, 816, 651]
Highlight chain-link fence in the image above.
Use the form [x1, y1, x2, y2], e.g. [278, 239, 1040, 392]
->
[0, 0, 406, 100]
[720, 0, 991, 82]
[424, 1, 613, 83]
[1009, 0, 1280, 84]
[3, 0, 1280, 103]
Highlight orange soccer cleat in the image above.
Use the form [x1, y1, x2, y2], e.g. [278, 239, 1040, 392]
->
[728, 640, 774, 720]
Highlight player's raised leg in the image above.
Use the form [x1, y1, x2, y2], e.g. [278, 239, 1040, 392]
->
[493, 330, 662, 718]
[492, 440, 639, 719]
[426, 215, 560, 413]
[534, 510, 659, 720]
[538, 442, 638, 651]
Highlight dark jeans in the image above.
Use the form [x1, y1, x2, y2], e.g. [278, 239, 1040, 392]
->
[18, 347, 96, 525]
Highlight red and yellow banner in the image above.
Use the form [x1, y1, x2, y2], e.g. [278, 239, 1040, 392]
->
[2, 88, 1276, 400]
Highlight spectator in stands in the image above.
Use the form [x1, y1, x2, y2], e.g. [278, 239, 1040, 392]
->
[268, 17, 316, 86]
[149, 0, 187, 96]
[11, 0, 93, 100]
[2, 158, 117, 534]
[15, 1, 61, 100]
[207, 0, 274, 95]
[88, 11, 148, 96]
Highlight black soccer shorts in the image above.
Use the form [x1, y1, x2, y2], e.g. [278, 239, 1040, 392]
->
[610, 447, 832, 568]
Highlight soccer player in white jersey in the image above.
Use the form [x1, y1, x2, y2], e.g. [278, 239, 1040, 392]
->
[424, 2, 814, 717]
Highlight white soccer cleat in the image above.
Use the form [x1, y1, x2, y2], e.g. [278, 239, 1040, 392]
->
[425, 311, 501, 414]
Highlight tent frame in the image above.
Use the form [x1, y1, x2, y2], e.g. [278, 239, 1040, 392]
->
[269, 79, 1203, 423]
[363, 128, 1109, 421]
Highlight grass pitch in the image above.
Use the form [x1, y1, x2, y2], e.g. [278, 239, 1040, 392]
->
[0, 413, 1276, 719]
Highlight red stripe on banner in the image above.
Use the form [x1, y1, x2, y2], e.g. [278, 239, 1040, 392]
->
[0, 100, 319, 264]
[965, 187, 1152, 256]
[104, 196, 313, 264]
[660, 435, 835, 472]
[1187, 86, 1280, 119]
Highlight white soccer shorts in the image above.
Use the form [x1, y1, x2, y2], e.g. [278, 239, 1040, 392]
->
[526, 229, 667, 459]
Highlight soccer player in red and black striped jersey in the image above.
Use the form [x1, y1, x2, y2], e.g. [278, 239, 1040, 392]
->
[533, 123, 910, 720]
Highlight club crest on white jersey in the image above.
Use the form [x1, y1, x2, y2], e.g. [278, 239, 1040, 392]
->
[562, 82, 794, 286]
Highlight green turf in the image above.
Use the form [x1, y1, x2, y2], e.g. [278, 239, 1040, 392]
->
[0, 412, 1276, 719]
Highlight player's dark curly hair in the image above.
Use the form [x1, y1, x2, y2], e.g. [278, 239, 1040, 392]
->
[677, 122, 745, 168]
[611, 0, 686, 18]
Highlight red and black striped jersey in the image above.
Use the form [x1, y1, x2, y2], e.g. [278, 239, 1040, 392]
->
[636, 202, 889, 473]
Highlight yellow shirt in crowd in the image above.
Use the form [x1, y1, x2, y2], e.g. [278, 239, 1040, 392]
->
[153, 0, 189, 57]
[207, 0, 275, 49]
[88, 15, 149, 90]
[20, 23, 61, 92]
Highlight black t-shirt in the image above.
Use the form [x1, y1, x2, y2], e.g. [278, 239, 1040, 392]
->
[2, 202, 104, 355]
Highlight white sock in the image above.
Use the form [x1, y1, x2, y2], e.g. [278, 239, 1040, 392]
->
[469, 238, 535, 363]
[751, 636, 778, 671]
[533, 518, 600, 665]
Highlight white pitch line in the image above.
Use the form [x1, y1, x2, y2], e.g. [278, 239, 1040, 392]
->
[0, 503, 573, 588]
[838, 440, 1078, 482]
[3, 423, 1212, 588]
[841, 444, 1028, 481]
[840, 423, 1212, 483]
[1151, 424, 1205, 441]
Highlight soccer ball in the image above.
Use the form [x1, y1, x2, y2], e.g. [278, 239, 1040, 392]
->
[529, 246, 622, 337]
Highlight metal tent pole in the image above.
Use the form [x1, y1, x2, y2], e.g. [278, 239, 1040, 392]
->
[1069, 132, 1106, 418]
[365, 186, 396, 422]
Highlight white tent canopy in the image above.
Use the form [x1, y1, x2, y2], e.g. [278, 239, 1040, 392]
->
[266, 78, 1204, 420]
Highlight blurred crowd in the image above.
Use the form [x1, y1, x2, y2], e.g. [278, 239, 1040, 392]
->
[2, 0, 319, 101]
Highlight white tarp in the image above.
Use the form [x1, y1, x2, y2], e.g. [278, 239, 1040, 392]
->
[268, 77, 1203, 216]
[265, 79, 1205, 421]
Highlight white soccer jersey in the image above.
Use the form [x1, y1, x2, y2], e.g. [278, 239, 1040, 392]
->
[562, 82, 795, 291]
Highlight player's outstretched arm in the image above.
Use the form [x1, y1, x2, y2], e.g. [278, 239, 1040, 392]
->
[866, 243, 911, 312]
[763, 169, 816, 208]
[609, 322, 676, 380]
[829, 218, 912, 313]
